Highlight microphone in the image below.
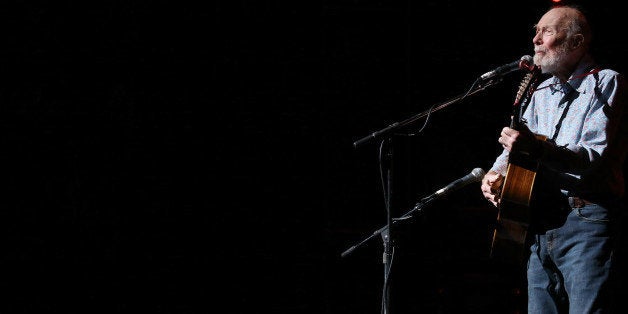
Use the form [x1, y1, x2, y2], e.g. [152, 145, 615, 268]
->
[480, 55, 533, 80]
[425, 168, 486, 200]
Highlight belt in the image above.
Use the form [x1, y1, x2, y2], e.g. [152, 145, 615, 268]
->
[568, 196, 594, 208]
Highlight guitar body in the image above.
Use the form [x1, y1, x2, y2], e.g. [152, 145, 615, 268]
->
[490, 69, 542, 265]
[491, 135, 547, 264]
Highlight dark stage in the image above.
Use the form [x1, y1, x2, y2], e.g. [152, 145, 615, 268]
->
[3, 0, 628, 313]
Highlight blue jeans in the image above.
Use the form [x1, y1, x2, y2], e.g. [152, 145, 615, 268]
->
[527, 202, 616, 313]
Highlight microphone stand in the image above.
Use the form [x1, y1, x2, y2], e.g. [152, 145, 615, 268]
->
[382, 137, 393, 314]
[344, 77, 501, 314]
[341, 194, 438, 258]
[341, 193, 439, 313]
[352, 78, 500, 148]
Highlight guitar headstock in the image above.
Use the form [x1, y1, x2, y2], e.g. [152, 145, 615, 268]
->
[513, 66, 541, 107]
[510, 66, 540, 128]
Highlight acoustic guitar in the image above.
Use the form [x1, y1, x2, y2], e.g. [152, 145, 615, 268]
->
[490, 67, 544, 265]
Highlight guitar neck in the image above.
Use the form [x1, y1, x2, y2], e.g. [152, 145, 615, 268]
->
[510, 69, 539, 130]
[510, 115, 517, 129]
[510, 111, 522, 129]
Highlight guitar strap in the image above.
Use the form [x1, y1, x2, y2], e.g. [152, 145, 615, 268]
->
[550, 87, 578, 143]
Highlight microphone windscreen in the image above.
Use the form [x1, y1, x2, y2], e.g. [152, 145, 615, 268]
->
[471, 168, 486, 181]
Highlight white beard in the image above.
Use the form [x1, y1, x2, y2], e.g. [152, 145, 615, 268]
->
[534, 43, 570, 74]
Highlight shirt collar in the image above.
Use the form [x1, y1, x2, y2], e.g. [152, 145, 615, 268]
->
[549, 54, 596, 95]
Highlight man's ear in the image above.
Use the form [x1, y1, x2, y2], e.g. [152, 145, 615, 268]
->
[571, 34, 584, 49]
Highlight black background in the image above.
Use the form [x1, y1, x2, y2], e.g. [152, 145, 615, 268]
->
[2, 0, 628, 313]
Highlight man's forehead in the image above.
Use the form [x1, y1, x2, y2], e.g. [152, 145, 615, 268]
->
[534, 24, 562, 30]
